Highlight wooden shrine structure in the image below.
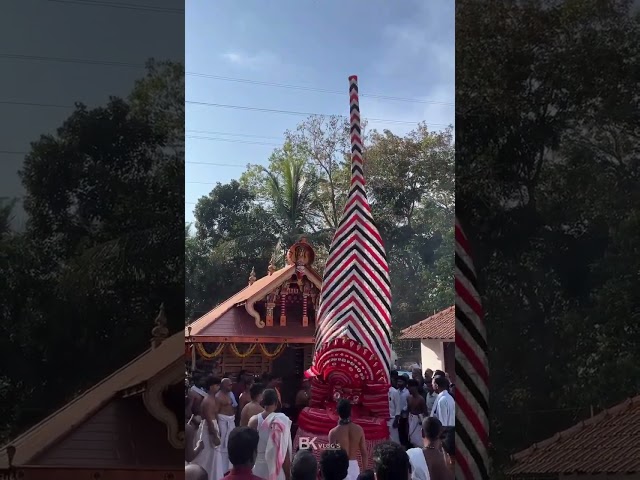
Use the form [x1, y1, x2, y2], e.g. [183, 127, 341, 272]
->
[186, 238, 322, 405]
[0, 306, 184, 480]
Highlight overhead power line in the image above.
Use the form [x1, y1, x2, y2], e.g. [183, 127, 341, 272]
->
[0, 53, 452, 106]
[45, 0, 184, 14]
[0, 99, 443, 127]
[186, 101, 444, 126]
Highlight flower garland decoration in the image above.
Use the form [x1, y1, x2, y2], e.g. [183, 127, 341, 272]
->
[196, 342, 225, 359]
[229, 343, 257, 358]
[259, 343, 286, 359]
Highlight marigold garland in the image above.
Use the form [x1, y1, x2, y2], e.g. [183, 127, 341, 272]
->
[229, 343, 257, 358]
[196, 342, 225, 359]
[259, 343, 286, 359]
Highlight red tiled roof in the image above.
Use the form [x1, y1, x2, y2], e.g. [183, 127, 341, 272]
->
[194, 305, 315, 343]
[506, 395, 640, 475]
[188, 265, 297, 336]
[398, 306, 454, 340]
[188, 264, 321, 340]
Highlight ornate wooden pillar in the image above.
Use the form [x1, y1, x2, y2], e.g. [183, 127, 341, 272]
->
[280, 288, 287, 326]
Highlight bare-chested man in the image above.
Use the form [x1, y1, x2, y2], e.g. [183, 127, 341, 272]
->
[240, 382, 265, 427]
[328, 399, 368, 480]
[238, 375, 254, 418]
[215, 378, 238, 476]
[406, 417, 453, 480]
[188, 373, 206, 418]
[407, 379, 427, 447]
[191, 376, 221, 477]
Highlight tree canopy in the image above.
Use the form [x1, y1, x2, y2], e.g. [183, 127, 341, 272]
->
[186, 119, 455, 346]
[457, 0, 640, 473]
[0, 59, 184, 442]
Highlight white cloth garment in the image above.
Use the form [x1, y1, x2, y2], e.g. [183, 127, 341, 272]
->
[252, 412, 292, 480]
[398, 388, 410, 414]
[215, 413, 236, 479]
[387, 386, 402, 443]
[430, 390, 455, 426]
[407, 448, 430, 480]
[425, 392, 437, 413]
[345, 460, 360, 480]
[388, 423, 400, 443]
[408, 413, 424, 447]
[388, 386, 401, 418]
[191, 385, 207, 397]
[191, 420, 221, 480]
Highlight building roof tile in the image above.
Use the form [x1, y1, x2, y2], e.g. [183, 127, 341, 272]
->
[506, 395, 640, 475]
[398, 306, 455, 340]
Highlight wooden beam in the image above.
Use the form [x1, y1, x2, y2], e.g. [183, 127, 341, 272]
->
[191, 336, 315, 344]
[8, 467, 184, 480]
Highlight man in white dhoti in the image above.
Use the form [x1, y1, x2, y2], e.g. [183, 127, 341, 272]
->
[215, 378, 239, 479]
[406, 417, 453, 480]
[192, 376, 222, 477]
[328, 400, 368, 478]
[430, 377, 455, 428]
[249, 388, 292, 480]
[406, 380, 427, 448]
[388, 373, 401, 443]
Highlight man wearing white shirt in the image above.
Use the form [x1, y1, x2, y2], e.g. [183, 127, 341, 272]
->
[388, 380, 402, 443]
[431, 376, 455, 427]
[396, 375, 410, 447]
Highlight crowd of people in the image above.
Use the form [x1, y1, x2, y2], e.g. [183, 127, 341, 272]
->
[185, 366, 455, 480]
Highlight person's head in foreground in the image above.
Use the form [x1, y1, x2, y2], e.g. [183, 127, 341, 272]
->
[422, 416, 443, 444]
[319, 448, 349, 480]
[261, 388, 279, 412]
[336, 398, 351, 421]
[357, 470, 375, 480]
[228, 426, 260, 469]
[433, 370, 445, 379]
[432, 376, 450, 394]
[372, 441, 411, 480]
[292, 448, 318, 480]
[185, 463, 208, 480]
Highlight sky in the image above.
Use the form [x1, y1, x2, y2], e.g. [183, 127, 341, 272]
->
[0, 0, 184, 229]
[185, 0, 454, 225]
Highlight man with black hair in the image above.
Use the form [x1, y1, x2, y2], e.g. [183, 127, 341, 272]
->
[223, 426, 263, 480]
[441, 425, 455, 476]
[240, 383, 265, 427]
[371, 441, 410, 480]
[249, 388, 292, 480]
[291, 448, 318, 480]
[406, 417, 453, 480]
[356, 470, 374, 480]
[430, 376, 454, 427]
[319, 448, 350, 480]
[328, 399, 368, 479]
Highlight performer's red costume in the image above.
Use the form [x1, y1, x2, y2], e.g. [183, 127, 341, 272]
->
[295, 76, 392, 463]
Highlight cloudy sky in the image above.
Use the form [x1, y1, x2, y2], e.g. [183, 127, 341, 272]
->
[0, 0, 183, 229]
[186, 0, 454, 224]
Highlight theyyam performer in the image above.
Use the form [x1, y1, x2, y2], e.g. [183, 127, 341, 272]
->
[295, 75, 392, 470]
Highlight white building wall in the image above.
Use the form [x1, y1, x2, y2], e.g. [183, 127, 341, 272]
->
[420, 339, 445, 372]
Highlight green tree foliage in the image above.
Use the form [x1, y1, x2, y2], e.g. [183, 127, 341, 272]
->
[0, 60, 184, 442]
[189, 117, 455, 338]
[457, 0, 640, 472]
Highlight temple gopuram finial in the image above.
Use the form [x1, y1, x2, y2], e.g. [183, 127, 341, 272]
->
[268, 256, 276, 276]
[248, 267, 257, 285]
[151, 302, 169, 349]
